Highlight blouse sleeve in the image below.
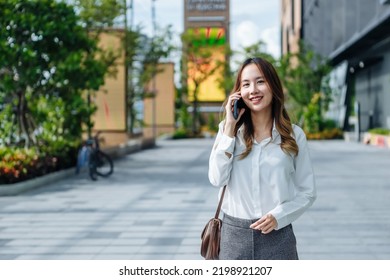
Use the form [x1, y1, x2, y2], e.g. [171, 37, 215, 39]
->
[208, 121, 235, 188]
[268, 125, 317, 229]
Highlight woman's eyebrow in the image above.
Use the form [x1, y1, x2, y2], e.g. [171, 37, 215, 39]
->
[241, 76, 264, 82]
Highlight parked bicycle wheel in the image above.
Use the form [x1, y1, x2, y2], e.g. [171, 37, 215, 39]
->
[89, 159, 98, 181]
[89, 164, 98, 181]
[88, 149, 99, 181]
[95, 150, 114, 177]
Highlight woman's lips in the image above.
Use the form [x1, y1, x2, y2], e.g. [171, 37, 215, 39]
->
[250, 96, 263, 104]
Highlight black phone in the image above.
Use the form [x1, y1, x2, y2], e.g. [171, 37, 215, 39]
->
[233, 98, 245, 119]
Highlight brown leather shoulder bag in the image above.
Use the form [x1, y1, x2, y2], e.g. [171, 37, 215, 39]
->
[200, 185, 227, 260]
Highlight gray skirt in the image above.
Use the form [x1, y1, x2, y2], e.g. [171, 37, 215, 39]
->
[219, 213, 298, 260]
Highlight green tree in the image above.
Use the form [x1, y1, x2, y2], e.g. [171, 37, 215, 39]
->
[123, 25, 175, 135]
[74, 0, 124, 32]
[73, 0, 123, 136]
[238, 40, 276, 64]
[181, 30, 224, 135]
[277, 41, 331, 129]
[75, 0, 175, 136]
[0, 0, 109, 148]
[215, 44, 234, 99]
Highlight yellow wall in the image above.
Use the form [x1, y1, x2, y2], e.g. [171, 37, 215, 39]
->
[143, 63, 176, 137]
[92, 31, 126, 131]
[88, 30, 176, 146]
[187, 47, 226, 102]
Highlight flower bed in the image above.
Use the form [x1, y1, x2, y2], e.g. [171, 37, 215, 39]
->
[305, 128, 344, 140]
[0, 145, 77, 184]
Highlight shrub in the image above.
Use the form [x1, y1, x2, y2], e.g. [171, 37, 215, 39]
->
[368, 128, 390, 136]
[305, 128, 344, 140]
[172, 129, 191, 139]
[0, 141, 78, 184]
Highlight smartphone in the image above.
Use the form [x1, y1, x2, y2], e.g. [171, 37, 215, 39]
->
[233, 98, 245, 120]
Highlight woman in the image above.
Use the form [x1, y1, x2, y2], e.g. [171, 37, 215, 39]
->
[208, 57, 316, 260]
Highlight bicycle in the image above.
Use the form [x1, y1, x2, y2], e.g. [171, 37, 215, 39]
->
[76, 131, 114, 180]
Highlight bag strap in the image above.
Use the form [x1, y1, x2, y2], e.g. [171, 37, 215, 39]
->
[214, 185, 227, 219]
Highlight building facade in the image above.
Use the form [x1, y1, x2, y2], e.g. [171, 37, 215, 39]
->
[281, 0, 390, 132]
[92, 29, 175, 147]
[183, 0, 230, 115]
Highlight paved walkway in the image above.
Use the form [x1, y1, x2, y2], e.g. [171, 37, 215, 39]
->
[0, 138, 389, 260]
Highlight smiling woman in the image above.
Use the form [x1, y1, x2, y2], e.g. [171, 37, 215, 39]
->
[208, 57, 317, 260]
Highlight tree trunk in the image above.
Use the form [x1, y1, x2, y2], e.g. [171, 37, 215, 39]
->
[16, 90, 36, 148]
[192, 85, 199, 135]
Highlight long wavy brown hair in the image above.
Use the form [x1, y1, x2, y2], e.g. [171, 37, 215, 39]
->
[225, 57, 298, 158]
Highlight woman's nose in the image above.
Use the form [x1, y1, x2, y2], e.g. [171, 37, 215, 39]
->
[249, 83, 257, 93]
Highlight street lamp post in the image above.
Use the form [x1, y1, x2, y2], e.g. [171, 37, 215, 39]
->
[124, 0, 134, 135]
[151, 0, 157, 141]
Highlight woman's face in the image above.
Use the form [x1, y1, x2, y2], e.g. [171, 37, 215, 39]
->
[240, 63, 273, 114]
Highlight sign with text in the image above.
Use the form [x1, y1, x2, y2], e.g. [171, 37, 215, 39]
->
[184, 0, 230, 31]
[187, 0, 227, 11]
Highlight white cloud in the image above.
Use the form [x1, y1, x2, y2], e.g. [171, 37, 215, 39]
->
[130, 0, 280, 82]
[231, 22, 280, 63]
[260, 26, 281, 58]
[229, 0, 280, 60]
[234, 20, 261, 49]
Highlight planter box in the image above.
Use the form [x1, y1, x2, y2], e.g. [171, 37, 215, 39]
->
[0, 137, 155, 196]
[0, 168, 75, 196]
[363, 133, 390, 149]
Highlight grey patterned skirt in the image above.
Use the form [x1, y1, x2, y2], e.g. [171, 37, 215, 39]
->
[219, 213, 299, 260]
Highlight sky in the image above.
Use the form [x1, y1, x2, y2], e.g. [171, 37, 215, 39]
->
[130, 0, 281, 59]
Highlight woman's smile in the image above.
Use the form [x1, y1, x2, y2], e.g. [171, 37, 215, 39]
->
[249, 95, 264, 104]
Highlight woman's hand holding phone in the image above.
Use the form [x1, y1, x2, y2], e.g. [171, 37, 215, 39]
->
[233, 98, 245, 120]
[224, 92, 245, 137]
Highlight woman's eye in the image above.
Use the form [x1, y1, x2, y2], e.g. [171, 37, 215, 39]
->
[257, 80, 265, 84]
[242, 83, 249, 87]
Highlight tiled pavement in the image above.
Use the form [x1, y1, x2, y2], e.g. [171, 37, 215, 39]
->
[0, 138, 389, 260]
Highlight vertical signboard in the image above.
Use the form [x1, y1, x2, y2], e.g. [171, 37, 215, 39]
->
[184, 0, 230, 103]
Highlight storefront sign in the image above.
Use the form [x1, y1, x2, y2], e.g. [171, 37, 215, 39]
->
[187, 0, 227, 12]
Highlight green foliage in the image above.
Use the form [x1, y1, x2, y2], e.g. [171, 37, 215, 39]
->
[303, 93, 322, 133]
[0, 140, 78, 184]
[172, 128, 191, 139]
[0, 0, 117, 183]
[178, 103, 191, 130]
[277, 41, 332, 125]
[0, 147, 37, 184]
[238, 40, 276, 65]
[75, 0, 124, 31]
[207, 113, 218, 133]
[123, 25, 175, 135]
[368, 128, 390, 135]
[0, 0, 110, 148]
[139, 25, 176, 92]
[305, 128, 344, 140]
[303, 93, 343, 140]
[277, 42, 331, 133]
[181, 29, 224, 135]
[215, 44, 234, 98]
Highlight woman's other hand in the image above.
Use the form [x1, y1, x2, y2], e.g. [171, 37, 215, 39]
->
[249, 214, 277, 234]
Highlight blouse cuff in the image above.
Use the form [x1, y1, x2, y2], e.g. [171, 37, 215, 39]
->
[216, 133, 235, 154]
[269, 210, 288, 230]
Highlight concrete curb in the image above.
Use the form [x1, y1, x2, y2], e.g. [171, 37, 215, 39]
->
[0, 168, 76, 196]
[0, 137, 156, 196]
[103, 137, 155, 159]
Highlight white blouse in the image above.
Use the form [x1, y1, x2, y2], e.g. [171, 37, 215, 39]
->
[208, 121, 316, 230]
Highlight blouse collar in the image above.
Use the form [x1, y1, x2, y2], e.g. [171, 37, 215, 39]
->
[237, 119, 280, 140]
